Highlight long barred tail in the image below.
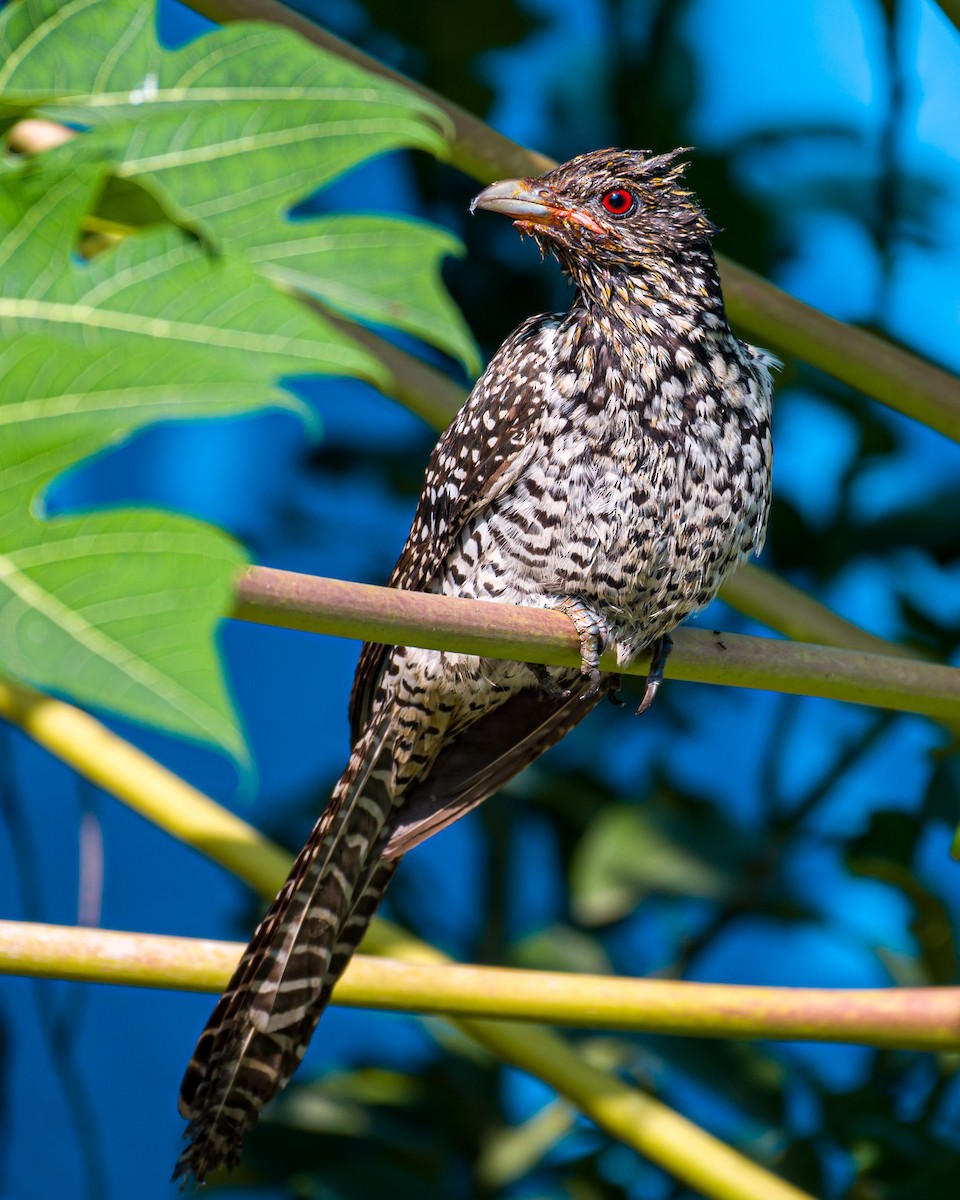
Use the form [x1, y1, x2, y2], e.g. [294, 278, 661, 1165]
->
[173, 720, 399, 1185]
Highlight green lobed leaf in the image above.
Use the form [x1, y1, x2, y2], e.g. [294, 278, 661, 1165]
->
[0, 160, 384, 758]
[247, 215, 479, 376]
[570, 803, 734, 926]
[0, 0, 472, 757]
[0, 0, 478, 371]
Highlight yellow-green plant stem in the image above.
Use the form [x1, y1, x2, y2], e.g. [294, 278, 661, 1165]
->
[3, 920, 959, 1052]
[232, 567, 960, 722]
[461, 1017, 813, 1200]
[720, 566, 960, 741]
[0, 676, 289, 897]
[721, 563, 913, 658]
[186, 0, 960, 444]
[0, 921, 240, 992]
[0, 687, 811, 1200]
[0, 925, 809, 1200]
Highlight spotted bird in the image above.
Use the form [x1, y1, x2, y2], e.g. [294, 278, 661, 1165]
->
[174, 147, 776, 1182]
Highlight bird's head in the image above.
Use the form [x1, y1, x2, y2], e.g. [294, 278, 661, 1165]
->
[471, 148, 718, 303]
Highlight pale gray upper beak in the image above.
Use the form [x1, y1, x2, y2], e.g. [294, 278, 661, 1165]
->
[470, 178, 556, 221]
[470, 178, 606, 235]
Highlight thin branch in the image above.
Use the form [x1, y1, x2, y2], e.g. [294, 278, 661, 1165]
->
[457, 1018, 812, 1200]
[717, 258, 960, 442]
[0, 921, 238, 992]
[0, 687, 811, 1200]
[719, 563, 914, 659]
[183, 0, 960, 443]
[0, 920, 813, 1200]
[231, 567, 960, 721]
[321, 308, 464, 430]
[720, 565, 960, 740]
[3, 920, 959, 1052]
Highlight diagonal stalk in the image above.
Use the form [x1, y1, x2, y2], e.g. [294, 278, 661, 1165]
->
[231, 567, 960, 722]
[185, 0, 960, 443]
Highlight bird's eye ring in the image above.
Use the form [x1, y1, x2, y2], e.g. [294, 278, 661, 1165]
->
[600, 188, 635, 216]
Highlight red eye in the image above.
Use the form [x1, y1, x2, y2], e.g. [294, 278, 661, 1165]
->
[601, 188, 634, 215]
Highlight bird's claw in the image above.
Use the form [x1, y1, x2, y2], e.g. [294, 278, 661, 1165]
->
[636, 635, 673, 716]
[529, 663, 572, 699]
[581, 666, 603, 700]
[555, 596, 608, 701]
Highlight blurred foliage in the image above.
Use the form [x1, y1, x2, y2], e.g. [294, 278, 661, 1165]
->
[222, 2, 960, 1198]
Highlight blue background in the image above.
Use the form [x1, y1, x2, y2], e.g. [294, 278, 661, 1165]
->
[1, 0, 959, 1197]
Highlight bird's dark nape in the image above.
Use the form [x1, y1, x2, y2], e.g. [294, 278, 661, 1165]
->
[175, 146, 776, 1182]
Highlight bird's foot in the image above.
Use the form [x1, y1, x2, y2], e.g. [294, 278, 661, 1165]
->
[555, 596, 609, 700]
[607, 673, 625, 707]
[636, 635, 673, 716]
[528, 662, 570, 699]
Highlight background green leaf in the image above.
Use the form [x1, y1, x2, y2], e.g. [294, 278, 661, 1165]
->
[0, 0, 479, 372]
[570, 802, 736, 926]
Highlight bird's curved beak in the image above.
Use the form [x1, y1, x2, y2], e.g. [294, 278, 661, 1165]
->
[470, 178, 605, 234]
